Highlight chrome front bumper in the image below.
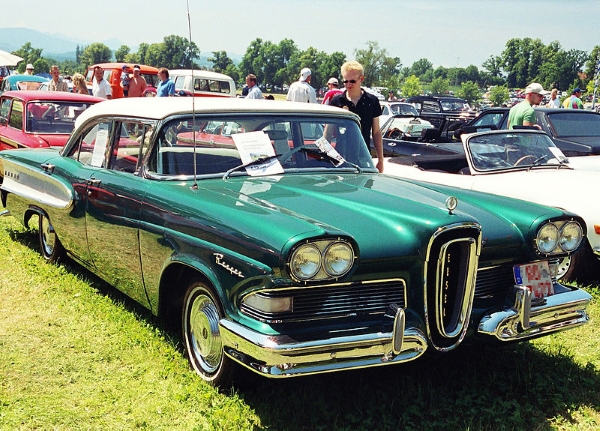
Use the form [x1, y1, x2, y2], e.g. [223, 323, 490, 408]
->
[220, 308, 428, 378]
[477, 285, 591, 341]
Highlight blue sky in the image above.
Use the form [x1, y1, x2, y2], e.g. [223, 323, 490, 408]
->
[6, 0, 600, 69]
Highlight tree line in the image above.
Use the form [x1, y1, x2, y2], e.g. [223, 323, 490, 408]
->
[10, 36, 600, 105]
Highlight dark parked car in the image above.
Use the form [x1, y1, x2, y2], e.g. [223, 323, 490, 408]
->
[0, 98, 590, 387]
[405, 95, 477, 140]
[467, 107, 600, 156]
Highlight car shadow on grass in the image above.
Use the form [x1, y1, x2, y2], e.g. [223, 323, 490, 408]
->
[8, 225, 600, 431]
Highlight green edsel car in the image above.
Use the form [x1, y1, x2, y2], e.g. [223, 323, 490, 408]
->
[0, 98, 591, 387]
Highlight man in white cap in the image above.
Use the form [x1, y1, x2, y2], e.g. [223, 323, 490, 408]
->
[24, 64, 35, 75]
[286, 67, 317, 103]
[507, 82, 544, 129]
[321, 77, 343, 105]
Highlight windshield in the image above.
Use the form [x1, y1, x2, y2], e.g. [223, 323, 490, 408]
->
[441, 100, 470, 111]
[27, 101, 96, 134]
[390, 103, 418, 116]
[546, 112, 600, 137]
[466, 132, 566, 172]
[146, 114, 376, 177]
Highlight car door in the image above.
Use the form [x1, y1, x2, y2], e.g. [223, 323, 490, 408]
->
[77, 119, 153, 308]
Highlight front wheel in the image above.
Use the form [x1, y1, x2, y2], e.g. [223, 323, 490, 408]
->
[557, 240, 599, 283]
[182, 279, 236, 387]
[39, 213, 63, 263]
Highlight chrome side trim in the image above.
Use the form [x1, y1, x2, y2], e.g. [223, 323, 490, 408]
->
[0, 209, 10, 217]
[477, 286, 591, 341]
[219, 318, 427, 378]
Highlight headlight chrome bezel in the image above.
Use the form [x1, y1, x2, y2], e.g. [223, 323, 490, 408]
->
[288, 239, 356, 282]
[535, 220, 583, 256]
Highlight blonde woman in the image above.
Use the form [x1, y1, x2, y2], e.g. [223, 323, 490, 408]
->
[72, 73, 89, 95]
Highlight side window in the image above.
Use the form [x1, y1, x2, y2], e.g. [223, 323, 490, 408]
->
[8, 100, 23, 129]
[110, 121, 154, 173]
[0, 98, 11, 121]
[174, 76, 184, 91]
[68, 121, 113, 167]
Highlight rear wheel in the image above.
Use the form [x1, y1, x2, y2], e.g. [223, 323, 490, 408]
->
[39, 213, 63, 263]
[182, 279, 236, 387]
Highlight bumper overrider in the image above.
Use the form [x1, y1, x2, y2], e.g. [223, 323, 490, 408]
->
[219, 283, 590, 378]
[478, 283, 591, 341]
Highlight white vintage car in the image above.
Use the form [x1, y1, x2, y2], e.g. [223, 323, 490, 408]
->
[379, 101, 434, 138]
[379, 129, 600, 281]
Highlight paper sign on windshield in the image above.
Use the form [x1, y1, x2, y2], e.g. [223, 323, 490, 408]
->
[314, 137, 345, 167]
[232, 131, 284, 176]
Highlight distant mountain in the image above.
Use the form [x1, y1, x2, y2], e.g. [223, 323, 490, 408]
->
[0, 27, 242, 66]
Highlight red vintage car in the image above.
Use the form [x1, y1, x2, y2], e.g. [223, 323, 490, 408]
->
[0, 90, 103, 150]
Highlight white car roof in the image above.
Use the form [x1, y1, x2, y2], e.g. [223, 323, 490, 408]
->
[75, 97, 359, 129]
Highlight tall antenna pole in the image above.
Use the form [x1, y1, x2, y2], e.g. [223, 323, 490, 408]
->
[187, 0, 198, 189]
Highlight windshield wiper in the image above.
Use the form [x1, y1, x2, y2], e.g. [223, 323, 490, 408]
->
[526, 155, 548, 171]
[223, 154, 281, 179]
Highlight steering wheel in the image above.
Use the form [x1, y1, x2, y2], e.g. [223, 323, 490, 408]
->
[386, 128, 402, 139]
[514, 155, 537, 166]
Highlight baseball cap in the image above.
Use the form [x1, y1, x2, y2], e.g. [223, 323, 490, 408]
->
[524, 83, 544, 95]
[572, 87, 582, 94]
[299, 68, 311, 82]
[122, 64, 128, 70]
[327, 77, 338, 85]
[133, 65, 141, 70]
[26, 63, 34, 70]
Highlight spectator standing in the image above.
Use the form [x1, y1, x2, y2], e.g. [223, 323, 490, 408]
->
[387, 90, 397, 101]
[245, 74, 263, 99]
[330, 61, 384, 173]
[546, 88, 561, 108]
[121, 64, 130, 97]
[563, 87, 584, 109]
[286, 67, 317, 103]
[48, 65, 69, 92]
[72, 73, 88, 94]
[507, 82, 544, 129]
[24, 64, 35, 75]
[128, 65, 147, 97]
[156, 67, 175, 97]
[92, 66, 112, 99]
[321, 77, 343, 105]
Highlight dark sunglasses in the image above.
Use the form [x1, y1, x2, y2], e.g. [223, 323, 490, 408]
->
[343, 79, 358, 84]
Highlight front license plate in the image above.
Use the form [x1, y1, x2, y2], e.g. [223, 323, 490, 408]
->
[513, 261, 554, 299]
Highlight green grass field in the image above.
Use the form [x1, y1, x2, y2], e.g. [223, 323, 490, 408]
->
[0, 215, 598, 430]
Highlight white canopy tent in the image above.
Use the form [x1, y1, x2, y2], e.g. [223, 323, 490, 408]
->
[0, 50, 24, 67]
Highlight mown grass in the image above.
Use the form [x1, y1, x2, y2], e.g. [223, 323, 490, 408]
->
[0, 215, 598, 431]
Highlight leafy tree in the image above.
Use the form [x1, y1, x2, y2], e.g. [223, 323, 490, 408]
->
[456, 81, 480, 105]
[224, 64, 240, 83]
[482, 55, 503, 78]
[115, 45, 130, 63]
[489, 85, 510, 106]
[33, 59, 49, 75]
[354, 40, 390, 87]
[80, 43, 112, 68]
[13, 43, 43, 73]
[430, 77, 450, 95]
[209, 51, 233, 73]
[401, 75, 422, 98]
[409, 58, 433, 80]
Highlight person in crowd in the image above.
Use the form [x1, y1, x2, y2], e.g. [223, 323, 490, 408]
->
[507, 82, 544, 129]
[546, 88, 561, 108]
[286, 67, 317, 103]
[387, 90, 397, 101]
[321, 77, 343, 105]
[121, 64, 130, 97]
[72, 73, 88, 94]
[48, 65, 69, 92]
[563, 87, 584, 109]
[24, 64, 34, 75]
[329, 61, 384, 173]
[92, 65, 112, 99]
[156, 67, 175, 97]
[128, 65, 147, 97]
[245, 74, 263, 99]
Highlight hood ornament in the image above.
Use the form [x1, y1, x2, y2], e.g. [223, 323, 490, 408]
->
[446, 196, 458, 214]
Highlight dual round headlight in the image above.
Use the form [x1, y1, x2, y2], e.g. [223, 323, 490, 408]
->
[289, 240, 355, 281]
[536, 221, 583, 254]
